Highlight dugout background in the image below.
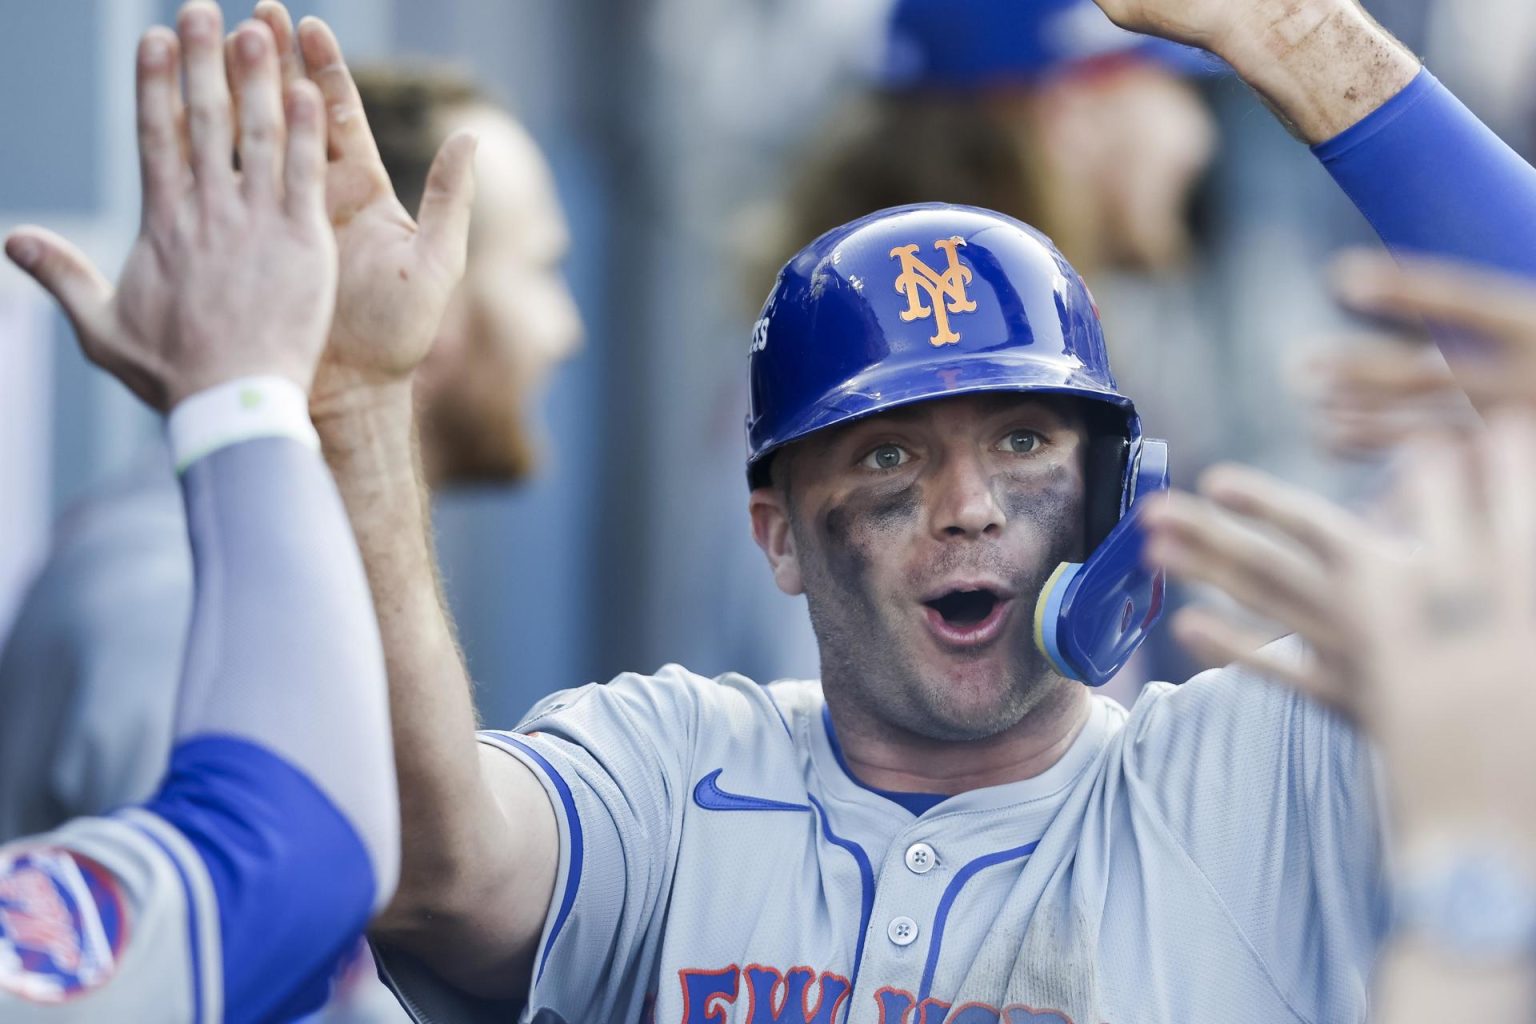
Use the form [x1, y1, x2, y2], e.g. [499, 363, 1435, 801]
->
[2, 0, 1535, 726]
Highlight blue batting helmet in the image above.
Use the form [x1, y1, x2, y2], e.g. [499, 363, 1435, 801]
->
[746, 203, 1168, 685]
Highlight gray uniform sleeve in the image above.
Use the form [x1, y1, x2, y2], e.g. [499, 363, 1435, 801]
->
[1126, 640, 1388, 1019]
[0, 471, 190, 842]
[167, 436, 397, 910]
[475, 665, 735, 1024]
[1, 420, 399, 1021]
[0, 810, 222, 1021]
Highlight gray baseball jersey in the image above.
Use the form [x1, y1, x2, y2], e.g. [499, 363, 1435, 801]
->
[0, 455, 189, 844]
[0, 413, 398, 1022]
[477, 653, 1383, 1024]
[0, 809, 221, 1021]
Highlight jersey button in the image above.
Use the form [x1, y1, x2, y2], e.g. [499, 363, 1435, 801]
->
[888, 916, 920, 946]
[905, 842, 936, 874]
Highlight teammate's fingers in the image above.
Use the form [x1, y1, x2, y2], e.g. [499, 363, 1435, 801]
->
[1316, 340, 1536, 416]
[1143, 493, 1343, 645]
[415, 131, 478, 280]
[1335, 249, 1536, 351]
[253, 1, 303, 91]
[1392, 432, 1485, 576]
[135, 27, 185, 230]
[295, 16, 381, 166]
[282, 80, 327, 221]
[1311, 399, 1481, 459]
[231, 20, 283, 203]
[1440, 361, 1536, 410]
[177, 1, 237, 198]
[5, 228, 114, 349]
[1309, 346, 1460, 403]
[1195, 463, 1361, 564]
[169, 31, 189, 173]
[223, 31, 240, 134]
[1171, 606, 1350, 712]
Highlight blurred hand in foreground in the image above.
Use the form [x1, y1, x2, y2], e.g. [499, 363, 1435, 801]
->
[1300, 334, 1478, 458]
[3, 3, 335, 411]
[1142, 414, 1536, 853]
[1324, 249, 1536, 410]
[249, 1, 477, 420]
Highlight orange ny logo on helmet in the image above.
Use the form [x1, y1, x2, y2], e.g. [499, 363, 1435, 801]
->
[889, 236, 978, 347]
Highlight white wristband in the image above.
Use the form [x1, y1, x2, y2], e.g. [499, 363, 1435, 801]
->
[166, 375, 320, 473]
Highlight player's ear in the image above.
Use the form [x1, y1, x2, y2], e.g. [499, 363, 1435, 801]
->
[750, 486, 803, 596]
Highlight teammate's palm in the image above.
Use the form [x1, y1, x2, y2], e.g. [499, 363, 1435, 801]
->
[1345, 424, 1536, 841]
[5, 9, 335, 412]
[321, 156, 468, 395]
[256, 5, 475, 414]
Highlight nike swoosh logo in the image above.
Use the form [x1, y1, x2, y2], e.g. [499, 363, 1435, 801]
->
[692, 769, 811, 813]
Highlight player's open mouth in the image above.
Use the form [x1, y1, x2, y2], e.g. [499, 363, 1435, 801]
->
[921, 587, 1013, 648]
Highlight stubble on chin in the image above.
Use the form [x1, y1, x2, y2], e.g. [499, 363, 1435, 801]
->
[811, 594, 1068, 746]
[892, 637, 1071, 743]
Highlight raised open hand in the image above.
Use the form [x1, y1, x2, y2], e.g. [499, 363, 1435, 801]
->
[1301, 335, 1477, 457]
[1143, 416, 1536, 846]
[3, 3, 334, 412]
[249, 2, 477, 419]
[1329, 250, 1536, 413]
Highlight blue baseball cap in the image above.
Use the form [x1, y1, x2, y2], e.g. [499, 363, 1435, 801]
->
[882, 0, 1225, 89]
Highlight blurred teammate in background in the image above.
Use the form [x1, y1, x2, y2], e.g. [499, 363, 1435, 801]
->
[0, 3, 579, 1018]
[0, 6, 577, 846]
[1145, 251, 1536, 1019]
[0, 8, 405, 1018]
[352, 66, 582, 486]
[775, 0, 1218, 280]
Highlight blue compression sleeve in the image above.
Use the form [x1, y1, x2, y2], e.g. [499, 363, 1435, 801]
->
[1314, 68, 1536, 278]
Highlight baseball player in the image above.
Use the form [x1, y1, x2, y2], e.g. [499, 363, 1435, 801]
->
[272, 1, 1536, 1022]
[0, 6, 437, 1019]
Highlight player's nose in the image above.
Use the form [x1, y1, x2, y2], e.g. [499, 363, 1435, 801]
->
[928, 449, 1004, 540]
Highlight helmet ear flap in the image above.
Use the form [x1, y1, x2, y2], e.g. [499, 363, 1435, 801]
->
[1082, 406, 1131, 551]
[1035, 405, 1168, 687]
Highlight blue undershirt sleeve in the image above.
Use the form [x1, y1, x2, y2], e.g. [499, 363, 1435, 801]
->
[1314, 68, 1536, 278]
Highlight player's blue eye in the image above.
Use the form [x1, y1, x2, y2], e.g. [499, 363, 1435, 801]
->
[1001, 430, 1041, 454]
[862, 444, 909, 470]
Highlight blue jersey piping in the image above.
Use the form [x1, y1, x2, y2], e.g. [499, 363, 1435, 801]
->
[127, 821, 206, 1024]
[805, 794, 876, 997]
[484, 732, 584, 987]
[821, 706, 948, 815]
[918, 841, 1040, 1001]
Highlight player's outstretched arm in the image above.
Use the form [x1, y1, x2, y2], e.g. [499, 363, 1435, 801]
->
[1096, 0, 1536, 385]
[3, 5, 398, 1019]
[248, 2, 560, 998]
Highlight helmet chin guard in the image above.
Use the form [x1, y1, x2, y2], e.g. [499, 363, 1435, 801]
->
[1035, 439, 1169, 685]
